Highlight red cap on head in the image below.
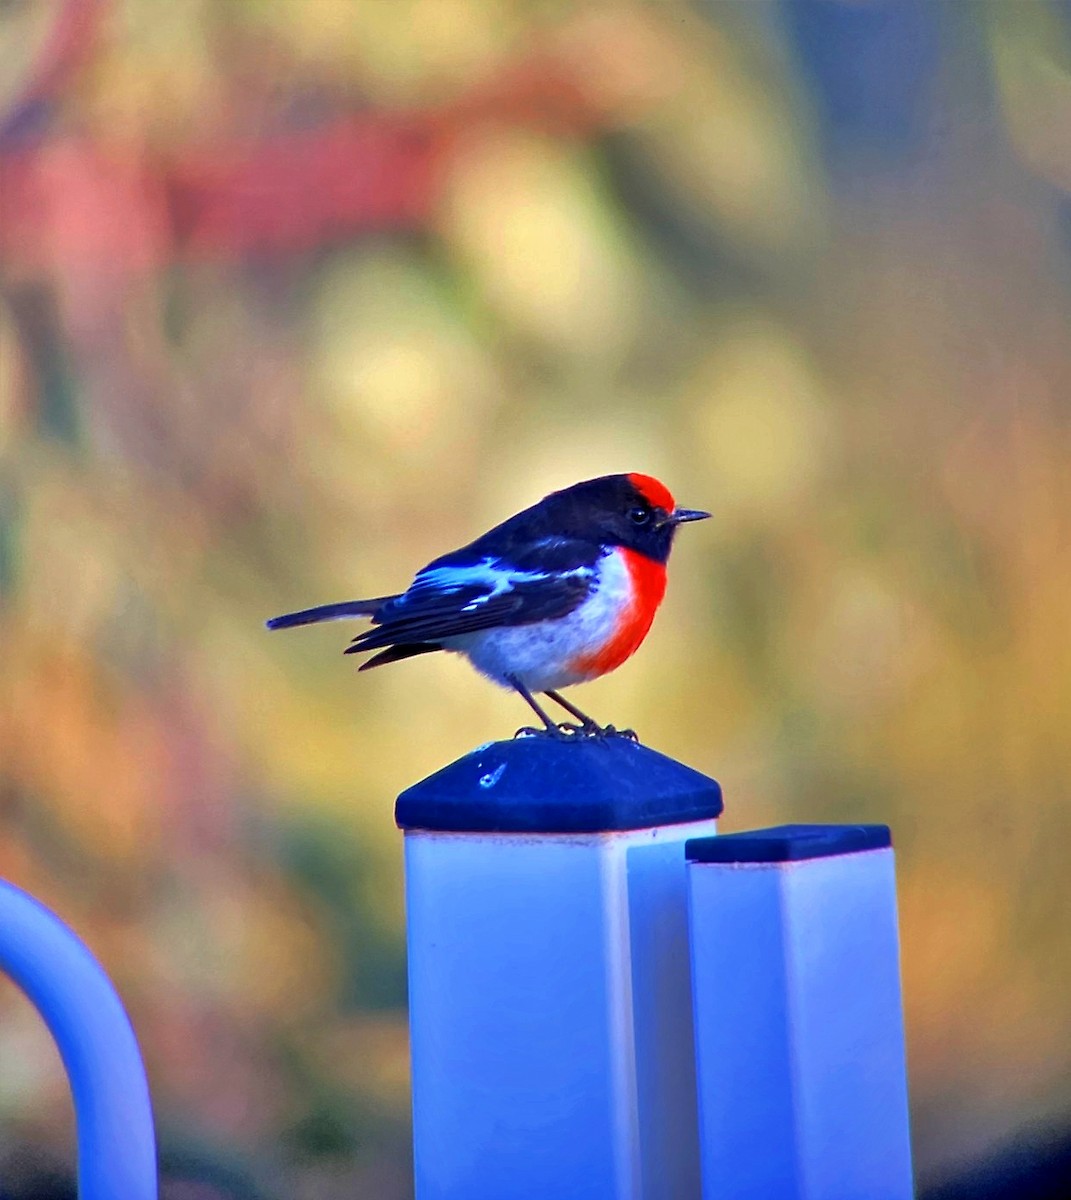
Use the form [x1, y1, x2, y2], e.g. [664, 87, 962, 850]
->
[628, 473, 675, 512]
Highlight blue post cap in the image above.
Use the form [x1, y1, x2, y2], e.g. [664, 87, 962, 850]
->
[686, 823, 891, 864]
[396, 736, 723, 833]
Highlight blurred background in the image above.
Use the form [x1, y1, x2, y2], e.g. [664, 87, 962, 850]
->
[1, 0, 1070, 1196]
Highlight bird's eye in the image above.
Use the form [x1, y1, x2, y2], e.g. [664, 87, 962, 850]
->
[628, 505, 652, 526]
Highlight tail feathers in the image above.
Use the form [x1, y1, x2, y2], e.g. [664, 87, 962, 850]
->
[265, 597, 397, 631]
[357, 643, 442, 670]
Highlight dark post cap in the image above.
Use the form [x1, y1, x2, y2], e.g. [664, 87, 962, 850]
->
[396, 736, 723, 834]
[686, 823, 892, 864]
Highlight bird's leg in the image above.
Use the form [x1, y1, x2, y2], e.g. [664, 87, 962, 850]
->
[543, 690, 602, 735]
[544, 691, 639, 741]
[510, 678, 577, 738]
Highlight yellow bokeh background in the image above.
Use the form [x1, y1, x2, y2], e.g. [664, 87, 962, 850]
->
[1, 1, 1070, 1194]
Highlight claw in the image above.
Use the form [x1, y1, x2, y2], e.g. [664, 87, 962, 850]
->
[598, 725, 639, 742]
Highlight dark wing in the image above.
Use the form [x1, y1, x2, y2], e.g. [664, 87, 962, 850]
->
[344, 539, 599, 656]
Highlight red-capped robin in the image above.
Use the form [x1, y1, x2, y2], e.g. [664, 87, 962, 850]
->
[266, 473, 709, 737]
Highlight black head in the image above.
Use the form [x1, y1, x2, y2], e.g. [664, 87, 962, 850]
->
[543, 473, 710, 563]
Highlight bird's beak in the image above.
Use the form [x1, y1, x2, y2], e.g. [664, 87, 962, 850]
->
[670, 507, 711, 525]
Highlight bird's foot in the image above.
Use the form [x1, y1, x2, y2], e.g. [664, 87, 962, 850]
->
[513, 721, 639, 742]
[513, 722, 587, 740]
[597, 725, 639, 742]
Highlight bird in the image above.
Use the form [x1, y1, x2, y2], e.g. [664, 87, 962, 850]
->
[266, 473, 710, 738]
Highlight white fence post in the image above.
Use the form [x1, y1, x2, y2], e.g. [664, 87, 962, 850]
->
[397, 736, 722, 1200]
[685, 824, 914, 1200]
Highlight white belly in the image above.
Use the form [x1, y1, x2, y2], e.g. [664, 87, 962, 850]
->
[447, 548, 632, 692]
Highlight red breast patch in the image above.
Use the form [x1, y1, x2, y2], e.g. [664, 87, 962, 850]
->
[572, 548, 667, 678]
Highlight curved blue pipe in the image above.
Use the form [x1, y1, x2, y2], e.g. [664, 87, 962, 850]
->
[0, 880, 157, 1198]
